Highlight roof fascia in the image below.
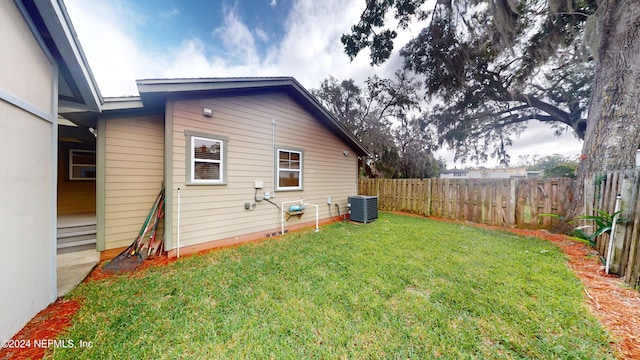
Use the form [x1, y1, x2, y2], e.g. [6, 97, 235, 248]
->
[28, 0, 103, 112]
[136, 77, 293, 94]
[102, 97, 144, 111]
[136, 78, 370, 157]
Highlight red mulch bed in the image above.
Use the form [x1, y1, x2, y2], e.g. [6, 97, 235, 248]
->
[3, 216, 640, 359]
[0, 299, 81, 360]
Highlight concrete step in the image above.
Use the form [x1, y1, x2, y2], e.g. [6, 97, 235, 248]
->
[58, 239, 97, 249]
[57, 229, 96, 239]
[57, 227, 97, 254]
[57, 224, 96, 236]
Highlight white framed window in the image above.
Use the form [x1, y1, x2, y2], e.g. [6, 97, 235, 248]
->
[276, 148, 302, 190]
[69, 149, 96, 180]
[187, 133, 227, 185]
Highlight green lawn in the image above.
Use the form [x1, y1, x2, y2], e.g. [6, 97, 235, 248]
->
[51, 212, 614, 359]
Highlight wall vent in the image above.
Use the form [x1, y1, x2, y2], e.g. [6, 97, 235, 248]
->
[348, 196, 378, 223]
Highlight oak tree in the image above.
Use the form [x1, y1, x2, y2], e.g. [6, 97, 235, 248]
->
[343, 0, 640, 218]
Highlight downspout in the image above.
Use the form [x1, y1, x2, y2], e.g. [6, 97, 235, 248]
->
[272, 118, 276, 195]
[50, 63, 59, 300]
[177, 187, 181, 258]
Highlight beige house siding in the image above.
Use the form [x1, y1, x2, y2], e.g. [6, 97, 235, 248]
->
[169, 91, 358, 249]
[0, 1, 56, 340]
[103, 115, 164, 250]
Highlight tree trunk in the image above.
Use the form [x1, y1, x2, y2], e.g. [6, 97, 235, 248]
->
[568, 1, 640, 223]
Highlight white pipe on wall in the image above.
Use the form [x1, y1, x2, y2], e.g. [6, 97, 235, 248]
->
[177, 187, 181, 258]
[272, 119, 276, 196]
[605, 194, 622, 274]
[304, 203, 319, 232]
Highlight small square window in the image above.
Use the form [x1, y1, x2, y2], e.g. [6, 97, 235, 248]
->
[187, 134, 227, 185]
[276, 149, 302, 190]
[69, 150, 96, 180]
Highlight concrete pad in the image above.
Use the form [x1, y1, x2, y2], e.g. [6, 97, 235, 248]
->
[57, 249, 100, 297]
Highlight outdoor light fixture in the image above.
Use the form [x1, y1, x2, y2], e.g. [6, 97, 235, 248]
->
[202, 107, 213, 117]
[343, 150, 349, 156]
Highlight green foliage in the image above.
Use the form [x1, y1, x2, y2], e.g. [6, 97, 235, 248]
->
[518, 154, 578, 178]
[343, 0, 596, 165]
[311, 73, 444, 178]
[543, 209, 625, 251]
[520, 154, 577, 170]
[574, 209, 626, 246]
[53, 213, 614, 359]
[543, 163, 577, 178]
[593, 174, 607, 201]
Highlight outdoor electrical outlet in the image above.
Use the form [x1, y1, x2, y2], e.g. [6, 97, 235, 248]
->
[264, 191, 270, 200]
[254, 181, 264, 189]
[244, 202, 251, 210]
[327, 196, 332, 205]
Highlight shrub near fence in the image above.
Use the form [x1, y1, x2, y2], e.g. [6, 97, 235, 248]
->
[358, 177, 573, 230]
[584, 170, 640, 287]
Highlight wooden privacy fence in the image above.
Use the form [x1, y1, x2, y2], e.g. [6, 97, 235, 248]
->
[358, 177, 573, 230]
[584, 170, 640, 287]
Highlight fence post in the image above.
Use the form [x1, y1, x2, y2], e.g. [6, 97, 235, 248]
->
[508, 179, 517, 227]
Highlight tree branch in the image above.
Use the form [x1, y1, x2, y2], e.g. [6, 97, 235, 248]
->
[497, 92, 572, 126]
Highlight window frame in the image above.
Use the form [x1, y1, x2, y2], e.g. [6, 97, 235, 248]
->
[275, 147, 303, 191]
[69, 149, 96, 180]
[185, 131, 228, 186]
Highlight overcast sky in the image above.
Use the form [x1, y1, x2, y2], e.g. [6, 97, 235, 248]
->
[63, 0, 583, 168]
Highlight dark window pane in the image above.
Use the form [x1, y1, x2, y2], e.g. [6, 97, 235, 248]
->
[278, 170, 299, 187]
[72, 153, 96, 165]
[72, 166, 96, 179]
[194, 162, 220, 180]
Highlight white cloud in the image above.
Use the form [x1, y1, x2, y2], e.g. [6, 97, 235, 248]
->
[435, 121, 583, 168]
[160, 7, 180, 20]
[255, 27, 269, 43]
[65, 0, 163, 96]
[212, 5, 260, 63]
[270, 0, 277, 8]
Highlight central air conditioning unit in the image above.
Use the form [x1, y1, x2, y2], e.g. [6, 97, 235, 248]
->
[348, 195, 378, 223]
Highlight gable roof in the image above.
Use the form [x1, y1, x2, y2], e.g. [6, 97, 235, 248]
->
[17, 0, 102, 113]
[135, 77, 369, 157]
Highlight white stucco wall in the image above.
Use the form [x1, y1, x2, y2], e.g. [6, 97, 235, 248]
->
[0, 1, 57, 340]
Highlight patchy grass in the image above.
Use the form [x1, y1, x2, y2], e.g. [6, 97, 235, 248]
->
[51, 213, 614, 359]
